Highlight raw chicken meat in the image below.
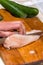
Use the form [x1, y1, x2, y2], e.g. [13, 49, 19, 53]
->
[3, 30, 41, 49]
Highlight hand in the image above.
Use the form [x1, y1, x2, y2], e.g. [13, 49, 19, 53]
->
[0, 21, 25, 37]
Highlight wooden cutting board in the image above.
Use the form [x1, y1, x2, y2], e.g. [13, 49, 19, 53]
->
[0, 9, 43, 65]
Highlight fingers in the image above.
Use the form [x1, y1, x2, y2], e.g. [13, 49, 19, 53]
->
[0, 21, 25, 34]
[17, 22, 26, 34]
[0, 21, 20, 31]
[0, 31, 15, 37]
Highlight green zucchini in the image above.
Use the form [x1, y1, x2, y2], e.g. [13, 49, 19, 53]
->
[0, 0, 27, 18]
[10, 1, 39, 18]
[0, 0, 39, 18]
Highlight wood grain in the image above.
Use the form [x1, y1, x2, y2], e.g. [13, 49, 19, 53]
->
[0, 9, 43, 65]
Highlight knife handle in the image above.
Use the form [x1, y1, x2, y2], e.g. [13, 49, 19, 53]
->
[0, 38, 5, 44]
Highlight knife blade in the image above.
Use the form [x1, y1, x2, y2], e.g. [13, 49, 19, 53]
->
[26, 31, 43, 36]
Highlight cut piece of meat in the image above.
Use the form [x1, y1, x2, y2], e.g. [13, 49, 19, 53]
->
[3, 30, 41, 49]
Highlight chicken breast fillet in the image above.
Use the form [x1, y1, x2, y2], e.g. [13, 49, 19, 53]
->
[3, 30, 41, 49]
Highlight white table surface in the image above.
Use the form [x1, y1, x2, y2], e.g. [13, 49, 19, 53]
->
[0, 58, 5, 65]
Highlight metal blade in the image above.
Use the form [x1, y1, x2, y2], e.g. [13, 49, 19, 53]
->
[26, 31, 43, 36]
